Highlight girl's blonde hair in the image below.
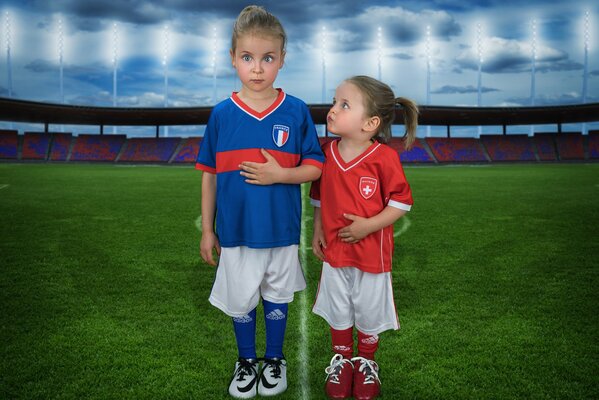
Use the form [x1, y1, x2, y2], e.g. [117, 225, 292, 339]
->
[231, 5, 287, 53]
[345, 75, 419, 150]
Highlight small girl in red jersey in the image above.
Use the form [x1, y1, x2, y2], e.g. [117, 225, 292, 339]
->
[310, 75, 418, 400]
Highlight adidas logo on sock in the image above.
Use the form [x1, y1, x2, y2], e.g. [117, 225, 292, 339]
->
[360, 335, 379, 345]
[333, 345, 352, 352]
[233, 315, 254, 323]
[265, 309, 286, 320]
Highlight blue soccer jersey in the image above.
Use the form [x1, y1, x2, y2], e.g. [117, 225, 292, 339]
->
[196, 89, 324, 248]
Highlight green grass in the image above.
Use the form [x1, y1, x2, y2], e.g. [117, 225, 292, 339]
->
[1, 163, 597, 399]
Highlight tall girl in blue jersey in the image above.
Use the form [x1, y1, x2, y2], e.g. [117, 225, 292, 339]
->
[196, 5, 324, 399]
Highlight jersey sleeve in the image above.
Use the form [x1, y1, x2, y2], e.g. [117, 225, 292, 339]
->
[309, 178, 321, 207]
[195, 110, 218, 173]
[299, 105, 324, 169]
[383, 150, 413, 211]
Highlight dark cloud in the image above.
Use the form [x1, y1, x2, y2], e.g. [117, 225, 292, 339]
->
[504, 93, 596, 106]
[391, 52, 414, 60]
[590, 70, 599, 77]
[432, 85, 499, 94]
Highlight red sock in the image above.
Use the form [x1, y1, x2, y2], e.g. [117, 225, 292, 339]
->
[357, 331, 379, 360]
[330, 327, 353, 358]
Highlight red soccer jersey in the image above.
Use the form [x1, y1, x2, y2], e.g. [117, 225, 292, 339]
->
[310, 139, 413, 273]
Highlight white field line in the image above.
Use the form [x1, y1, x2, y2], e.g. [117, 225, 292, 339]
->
[195, 215, 202, 232]
[394, 215, 411, 238]
[0, 184, 9, 190]
[299, 183, 310, 400]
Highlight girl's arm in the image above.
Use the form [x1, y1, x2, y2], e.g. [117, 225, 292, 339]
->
[199, 171, 221, 266]
[312, 206, 327, 260]
[239, 149, 321, 185]
[338, 206, 407, 244]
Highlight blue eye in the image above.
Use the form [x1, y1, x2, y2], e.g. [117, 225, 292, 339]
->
[342, 102, 349, 109]
[264, 55, 274, 62]
[242, 55, 252, 62]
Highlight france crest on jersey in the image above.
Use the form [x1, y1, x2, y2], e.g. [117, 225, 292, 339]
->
[272, 124, 290, 147]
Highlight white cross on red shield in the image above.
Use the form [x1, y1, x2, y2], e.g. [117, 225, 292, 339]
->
[359, 176, 377, 199]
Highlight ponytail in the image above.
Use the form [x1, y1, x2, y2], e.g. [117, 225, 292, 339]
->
[396, 97, 419, 150]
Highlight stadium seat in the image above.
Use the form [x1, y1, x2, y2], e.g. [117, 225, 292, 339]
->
[387, 137, 435, 163]
[22, 132, 52, 160]
[588, 130, 599, 159]
[555, 133, 585, 160]
[425, 137, 488, 162]
[0, 129, 18, 159]
[70, 134, 126, 161]
[481, 134, 536, 161]
[118, 137, 181, 162]
[532, 134, 557, 161]
[49, 133, 73, 161]
[171, 137, 202, 163]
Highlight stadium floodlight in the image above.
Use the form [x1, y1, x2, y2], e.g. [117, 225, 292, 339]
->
[425, 25, 431, 137]
[530, 19, 537, 136]
[163, 24, 169, 137]
[377, 26, 382, 81]
[582, 11, 590, 135]
[321, 26, 327, 103]
[58, 17, 64, 105]
[5, 11, 12, 99]
[112, 22, 118, 133]
[476, 23, 484, 137]
[212, 26, 217, 105]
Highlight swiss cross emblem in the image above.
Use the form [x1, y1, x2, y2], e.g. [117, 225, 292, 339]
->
[272, 124, 290, 147]
[359, 177, 377, 199]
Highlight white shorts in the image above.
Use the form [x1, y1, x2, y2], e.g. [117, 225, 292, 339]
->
[209, 245, 306, 317]
[312, 262, 400, 335]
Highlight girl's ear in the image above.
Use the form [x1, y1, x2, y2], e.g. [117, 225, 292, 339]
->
[363, 116, 380, 134]
[230, 49, 235, 67]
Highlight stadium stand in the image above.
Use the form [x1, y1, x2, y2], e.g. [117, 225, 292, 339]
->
[22, 132, 52, 160]
[555, 133, 585, 160]
[49, 133, 73, 161]
[0, 129, 18, 159]
[481, 134, 536, 162]
[387, 137, 435, 163]
[532, 134, 557, 161]
[118, 137, 181, 162]
[171, 137, 202, 163]
[70, 134, 126, 161]
[425, 137, 488, 162]
[589, 130, 599, 159]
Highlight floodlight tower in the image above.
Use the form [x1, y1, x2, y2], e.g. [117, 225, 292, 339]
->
[321, 26, 327, 104]
[425, 25, 431, 137]
[377, 26, 382, 81]
[58, 17, 65, 131]
[530, 19, 537, 136]
[5, 11, 12, 99]
[163, 24, 169, 137]
[112, 22, 118, 134]
[212, 26, 217, 105]
[582, 11, 590, 135]
[476, 23, 484, 137]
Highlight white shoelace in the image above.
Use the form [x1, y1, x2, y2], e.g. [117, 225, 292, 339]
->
[324, 354, 353, 384]
[350, 356, 380, 385]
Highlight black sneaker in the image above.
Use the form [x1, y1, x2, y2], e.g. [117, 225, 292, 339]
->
[229, 358, 259, 399]
[257, 357, 287, 396]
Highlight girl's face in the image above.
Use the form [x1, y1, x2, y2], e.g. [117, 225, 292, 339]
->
[327, 81, 370, 139]
[230, 33, 285, 96]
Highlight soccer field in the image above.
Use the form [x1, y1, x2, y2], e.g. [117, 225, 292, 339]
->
[1, 163, 597, 399]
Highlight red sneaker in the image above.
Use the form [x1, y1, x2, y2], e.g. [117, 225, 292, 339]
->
[351, 357, 381, 400]
[324, 354, 354, 399]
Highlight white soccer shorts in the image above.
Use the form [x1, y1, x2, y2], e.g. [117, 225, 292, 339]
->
[312, 262, 400, 335]
[209, 245, 306, 317]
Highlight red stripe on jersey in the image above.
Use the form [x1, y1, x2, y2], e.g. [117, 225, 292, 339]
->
[216, 148, 300, 173]
[195, 162, 216, 173]
[301, 158, 324, 169]
[230, 89, 286, 120]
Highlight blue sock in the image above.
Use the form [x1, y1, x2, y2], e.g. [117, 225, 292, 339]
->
[263, 299, 288, 359]
[232, 308, 257, 360]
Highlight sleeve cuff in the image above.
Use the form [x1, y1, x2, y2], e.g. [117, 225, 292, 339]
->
[310, 198, 321, 208]
[388, 199, 412, 211]
[195, 163, 216, 174]
[301, 158, 324, 169]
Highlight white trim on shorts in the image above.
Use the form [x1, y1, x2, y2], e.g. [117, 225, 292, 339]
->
[312, 262, 399, 336]
[209, 245, 306, 317]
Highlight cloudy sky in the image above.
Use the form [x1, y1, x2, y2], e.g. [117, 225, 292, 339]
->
[1, 0, 597, 136]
